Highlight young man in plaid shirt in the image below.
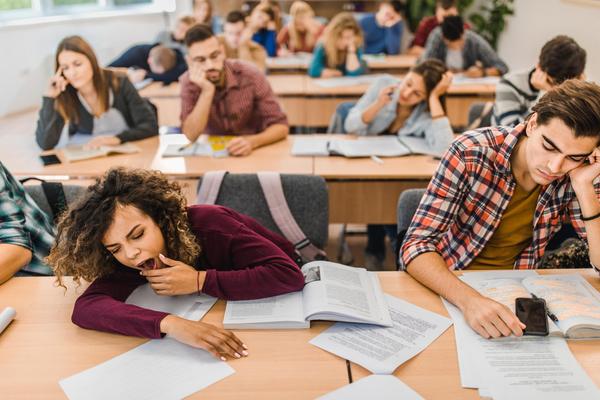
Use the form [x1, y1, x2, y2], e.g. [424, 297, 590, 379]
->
[0, 162, 55, 284]
[401, 80, 600, 339]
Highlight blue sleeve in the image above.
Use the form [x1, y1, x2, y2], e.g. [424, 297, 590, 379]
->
[385, 21, 403, 54]
[308, 45, 326, 77]
[265, 30, 277, 57]
[108, 44, 151, 69]
[345, 48, 366, 76]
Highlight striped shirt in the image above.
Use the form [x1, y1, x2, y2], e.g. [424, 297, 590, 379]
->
[0, 162, 55, 275]
[401, 124, 598, 270]
[179, 59, 288, 135]
[491, 68, 542, 127]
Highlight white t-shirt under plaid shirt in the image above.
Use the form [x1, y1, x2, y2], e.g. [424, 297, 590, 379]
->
[0, 162, 55, 275]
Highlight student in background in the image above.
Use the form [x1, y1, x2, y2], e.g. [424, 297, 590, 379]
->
[277, 1, 324, 55]
[218, 10, 267, 72]
[345, 59, 454, 268]
[493, 35, 586, 127]
[409, 0, 467, 57]
[246, 3, 278, 57]
[422, 15, 508, 77]
[0, 162, 55, 285]
[307, 12, 366, 78]
[359, 0, 404, 55]
[108, 44, 187, 84]
[401, 80, 600, 339]
[48, 168, 305, 360]
[192, 0, 222, 34]
[180, 25, 288, 156]
[35, 36, 158, 151]
[154, 15, 196, 54]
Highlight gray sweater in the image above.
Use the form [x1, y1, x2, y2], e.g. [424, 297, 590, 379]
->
[344, 75, 454, 155]
[491, 68, 542, 127]
[35, 71, 158, 150]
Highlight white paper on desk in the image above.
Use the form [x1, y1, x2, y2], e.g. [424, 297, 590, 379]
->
[482, 336, 600, 400]
[59, 337, 234, 400]
[312, 74, 388, 88]
[310, 294, 452, 374]
[328, 136, 411, 158]
[291, 136, 330, 156]
[126, 283, 217, 321]
[451, 75, 500, 85]
[317, 375, 423, 400]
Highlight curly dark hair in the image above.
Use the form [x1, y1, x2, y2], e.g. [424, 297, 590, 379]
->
[48, 168, 201, 287]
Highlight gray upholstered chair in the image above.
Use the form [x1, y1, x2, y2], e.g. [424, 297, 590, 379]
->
[24, 183, 87, 221]
[396, 188, 426, 270]
[196, 173, 329, 251]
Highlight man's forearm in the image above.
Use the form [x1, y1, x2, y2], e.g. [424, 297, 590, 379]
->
[575, 186, 600, 267]
[247, 123, 288, 149]
[182, 88, 215, 142]
[0, 244, 32, 285]
[406, 251, 481, 310]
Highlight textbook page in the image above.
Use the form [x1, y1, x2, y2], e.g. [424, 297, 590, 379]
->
[222, 291, 308, 329]
[523, 274, 600, 338]
[59, 337, 234, 400]
[126, 283, 217, 321]
[301, 261, 392, 326]
[451, 75, 500, 85]
[482, 336, 600, 400]
[291, 136, 330, 156]
[62, 143, 141, 162]
[328, 136, 411, 157]
[317, 375, 423, 400]
[162, 141, 212, 157]
[310, 294, 452, 374]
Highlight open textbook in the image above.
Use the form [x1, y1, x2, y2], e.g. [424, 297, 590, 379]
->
[223, 261, 393, 329]
[291, 135, 444, 158]
[312, 74, 388, 88]
[462, 273, 600, 339]
[162, 135, 234, 158]
[61, 142, 141, 162]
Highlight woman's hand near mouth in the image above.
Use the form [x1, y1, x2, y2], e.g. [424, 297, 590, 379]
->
[140, 254, 205, 295]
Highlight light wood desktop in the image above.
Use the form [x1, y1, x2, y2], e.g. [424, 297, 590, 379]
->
[0, 277, 349, 400]
[266, 54, 418, 75]
[140, 77, 495, 129]
[352, 269, 600, 399]
[2, 270, 598, 399]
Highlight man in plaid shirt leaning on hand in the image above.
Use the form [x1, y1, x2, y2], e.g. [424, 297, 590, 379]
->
[401, 80, 600, 339]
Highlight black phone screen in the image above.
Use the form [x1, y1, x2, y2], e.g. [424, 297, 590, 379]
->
[515, 297, 549, 336]
[39, 154, 62, 166]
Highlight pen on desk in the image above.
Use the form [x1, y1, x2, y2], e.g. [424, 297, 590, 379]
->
[178, 141, 195, 152]
[371, 155, 384, 164]
[531, 293, 559, 323]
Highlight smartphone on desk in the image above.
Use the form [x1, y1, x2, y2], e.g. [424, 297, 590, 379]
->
[515, 297, 549, 336]
[39, 154, 62, 166]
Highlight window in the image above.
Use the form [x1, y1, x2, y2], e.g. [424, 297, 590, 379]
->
[0, 0, 32, 11]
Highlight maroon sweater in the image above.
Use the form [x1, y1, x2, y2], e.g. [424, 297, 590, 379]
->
[71, 205, 305, 338]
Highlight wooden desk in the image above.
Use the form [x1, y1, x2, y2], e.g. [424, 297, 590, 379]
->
[350, 269, 600, 399]
[311, 134, 439, 224]
[266, 54, 417, 75]
[139, 82, 181, 127]
[0, 277, 349, 399]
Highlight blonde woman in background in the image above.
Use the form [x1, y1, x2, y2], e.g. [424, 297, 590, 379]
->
[277, 1, 324, 55]
[307, 12, 366, 78]
[192, 0, 222, 34]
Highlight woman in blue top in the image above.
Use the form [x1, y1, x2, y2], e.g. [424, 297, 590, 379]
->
[247, 3, 278, 57]
[345, 59, 454, 268]
[308, 12, 367, 78]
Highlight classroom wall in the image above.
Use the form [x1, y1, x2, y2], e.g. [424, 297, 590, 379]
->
[0, 0, 192, 118]
[498, 0, 599, 81]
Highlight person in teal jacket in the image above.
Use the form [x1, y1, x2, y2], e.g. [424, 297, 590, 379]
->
[308, 12, 367, 78]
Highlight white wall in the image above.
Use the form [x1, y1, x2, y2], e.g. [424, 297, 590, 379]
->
[0, 0, 191, 117]
[498, 0, 599, 81]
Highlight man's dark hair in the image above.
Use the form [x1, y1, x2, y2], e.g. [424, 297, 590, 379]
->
[441, 15, 464, 41]
[226, 10, 247, 24]
[437, 0, 457, 10]
[539, 35, 586, 84]
[531, 80, 600, 140]
[379, 1, 405, 14]
[184, 23, 215, 47]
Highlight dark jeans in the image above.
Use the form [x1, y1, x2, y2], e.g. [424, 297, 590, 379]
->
[366, 224, 398, 261]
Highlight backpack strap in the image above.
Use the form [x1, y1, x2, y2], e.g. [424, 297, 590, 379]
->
[196, 171, 227, 204]
[257, 172, 327, 262]
[19, 177, 67, 222]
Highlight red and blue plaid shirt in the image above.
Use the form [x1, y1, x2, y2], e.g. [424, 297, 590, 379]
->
[401, 124, 599, 270]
